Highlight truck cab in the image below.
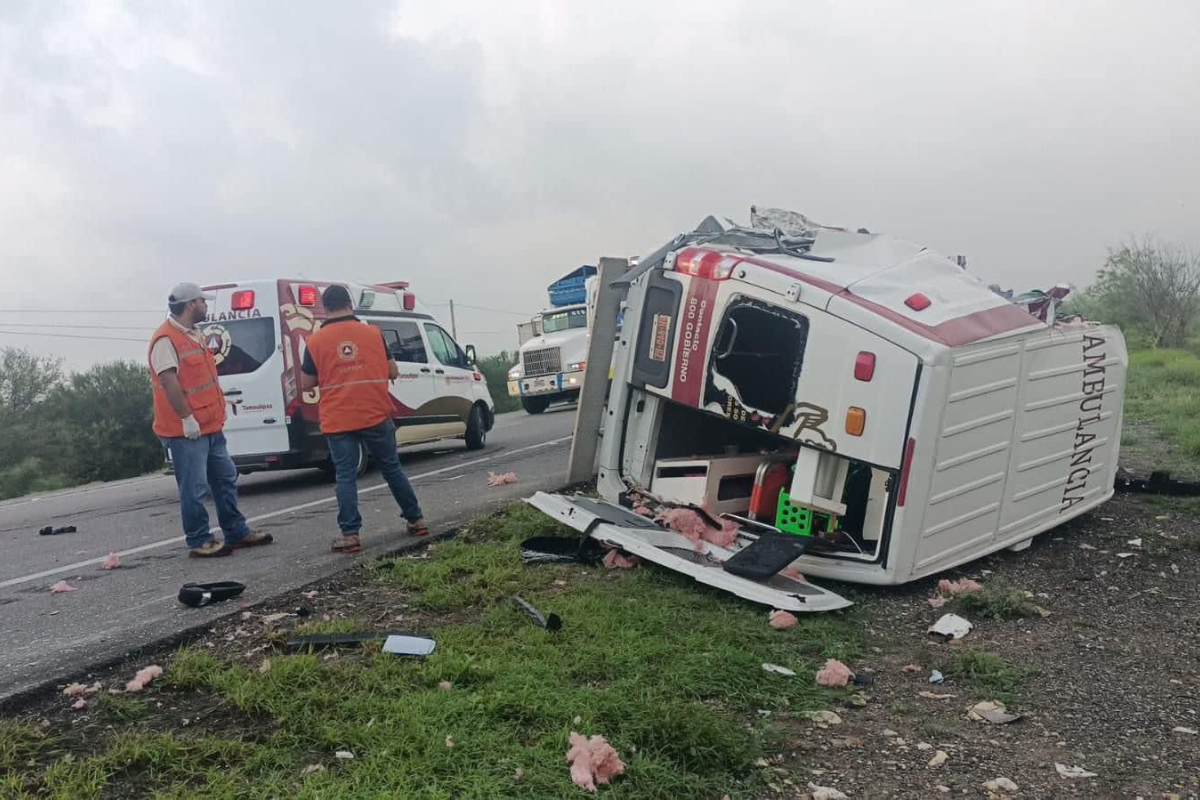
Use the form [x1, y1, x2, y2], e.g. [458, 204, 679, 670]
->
[507, 266, 596, 414]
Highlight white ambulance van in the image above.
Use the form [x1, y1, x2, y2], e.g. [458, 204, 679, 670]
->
[187, 279, 495, 476]
[530, 210, 1127, 612]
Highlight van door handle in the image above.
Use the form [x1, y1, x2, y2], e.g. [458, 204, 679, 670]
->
[420, 368, 431, 373]
[435, 369, 445, 375]
[224, 390, 244, 396]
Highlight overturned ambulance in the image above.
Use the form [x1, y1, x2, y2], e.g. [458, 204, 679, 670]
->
[530, 209, 1127, 611]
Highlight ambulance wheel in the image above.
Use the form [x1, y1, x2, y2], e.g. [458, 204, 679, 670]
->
[321, 442, 370, 479]
[465, 405, 487, 450]
[521, 396, 550, 415]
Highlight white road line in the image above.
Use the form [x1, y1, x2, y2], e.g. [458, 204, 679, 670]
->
[0, 435, 573, 591]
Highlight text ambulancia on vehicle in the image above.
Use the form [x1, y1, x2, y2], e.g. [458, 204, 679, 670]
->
[166, 279, 495, 476]
[530, 208, 1127, 612]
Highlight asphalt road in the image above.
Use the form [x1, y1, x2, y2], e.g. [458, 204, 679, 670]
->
[0, 408, 576, 704]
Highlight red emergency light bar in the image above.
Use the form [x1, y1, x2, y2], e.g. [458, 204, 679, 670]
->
[298, 285, 318, 306]
[231, 290, 255, 310]
[671, 248, 743, 281]
[378, 280, 410, 290]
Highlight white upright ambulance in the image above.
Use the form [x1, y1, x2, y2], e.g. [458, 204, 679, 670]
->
[189, 279, 496, 475]
[530, 210, 1127, 612]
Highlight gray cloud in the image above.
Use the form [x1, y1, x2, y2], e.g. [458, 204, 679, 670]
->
[2, 0, 1198, 369]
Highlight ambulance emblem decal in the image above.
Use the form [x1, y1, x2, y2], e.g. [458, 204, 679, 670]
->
[203, 325, 231, 365]
[338, 341, 359, 361]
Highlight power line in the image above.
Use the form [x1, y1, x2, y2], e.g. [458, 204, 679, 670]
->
[0, 322, 157, 331]
[0, 330, 147, 343]
[451, 303, 534, 317]
[0, 308, 163, 314]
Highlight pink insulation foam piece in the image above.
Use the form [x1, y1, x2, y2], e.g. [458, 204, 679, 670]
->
[50, 580, 76, 594]
[656, 508, 710, 547]
[602, 550, 640, 570]
[815, 658, 855, 687]
[125, 665, 163, 693]
[779, 568, 808, 583]
[566, 732, 626, 792]
[101, 553, 120, 570]
[487, 471, 517, 486]
[768, 610, 798, 629]
[936, 578, 983, 597]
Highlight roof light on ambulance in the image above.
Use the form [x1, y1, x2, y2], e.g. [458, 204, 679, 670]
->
[298, 285, 318, 306]
[904, 293, 931, 311]
[402, 292, 416, 312]
[231, 290, 255, 311]
[669, 247, 743, 281]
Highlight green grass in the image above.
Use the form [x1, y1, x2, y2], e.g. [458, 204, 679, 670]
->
[0, 504, 863, 799]
[1125, 349, 1200, 458]
[951, 581, 1041, 621]
[945, 649, 1032, 703]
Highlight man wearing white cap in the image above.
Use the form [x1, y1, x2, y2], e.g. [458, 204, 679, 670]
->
[148, 283, 273, 557]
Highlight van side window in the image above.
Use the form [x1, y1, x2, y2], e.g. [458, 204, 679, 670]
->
[391, 321, 428, 364]
[379, 328, 402, 358]
[424, 324, 467, 368]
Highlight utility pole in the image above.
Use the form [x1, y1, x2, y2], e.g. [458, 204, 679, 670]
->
[449, 299, 458, 340]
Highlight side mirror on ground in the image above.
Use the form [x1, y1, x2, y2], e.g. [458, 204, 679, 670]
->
[465, 345, 477, 365]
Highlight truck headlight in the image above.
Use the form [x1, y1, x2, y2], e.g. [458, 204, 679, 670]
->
[567, 361, 586, 372]
[508, 367, 521, 379]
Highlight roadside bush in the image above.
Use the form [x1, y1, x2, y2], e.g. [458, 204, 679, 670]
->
[0, 347, 163, 499]
[475, 351, 520, 414]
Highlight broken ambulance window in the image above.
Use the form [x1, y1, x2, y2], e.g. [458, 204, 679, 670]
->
[705, 299, 808, 417]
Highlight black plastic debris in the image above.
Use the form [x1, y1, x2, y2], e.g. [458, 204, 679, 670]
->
[1114, 470, 1200, 497]
[520, 536, 605, 566]
[177, 581, 246, 608]
[512, 595, 562, 632]
[38, 525, 78, 536]
[722, 531, 809, 581]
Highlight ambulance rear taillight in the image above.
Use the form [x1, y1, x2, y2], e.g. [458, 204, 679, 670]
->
[669, 247, 742, 281]
[298, 285, 318, 306]
[231, 290, 255, 310]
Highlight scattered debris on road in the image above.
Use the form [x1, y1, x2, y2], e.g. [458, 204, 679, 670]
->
[100, 553, 120, 570]
[488, 471, 518, 486]
[49, 580, 75, 594]
[38, 525, 78, 536]
[177, 581, 246, 608]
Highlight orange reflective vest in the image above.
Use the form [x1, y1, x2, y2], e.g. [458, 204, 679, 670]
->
[149, 320, 226, 438]
[306, 319, 393, 434]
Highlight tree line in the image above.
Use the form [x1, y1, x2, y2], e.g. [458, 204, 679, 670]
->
[0, 347, 522, 500]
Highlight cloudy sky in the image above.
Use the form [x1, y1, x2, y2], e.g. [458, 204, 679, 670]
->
[2, 0, 1198, 370]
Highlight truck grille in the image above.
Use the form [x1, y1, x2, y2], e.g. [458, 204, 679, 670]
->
[522, 347, 561, 378]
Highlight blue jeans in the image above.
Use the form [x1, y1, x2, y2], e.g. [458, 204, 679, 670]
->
[327, 419, 423, 534]
[161, 431, 251, 549]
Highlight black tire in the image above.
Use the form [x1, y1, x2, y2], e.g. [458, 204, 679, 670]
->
[465, 404, 487, 450]
[521, 396, 551, 415]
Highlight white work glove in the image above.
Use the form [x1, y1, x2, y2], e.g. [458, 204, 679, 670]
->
[182, 415, 202, 440]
